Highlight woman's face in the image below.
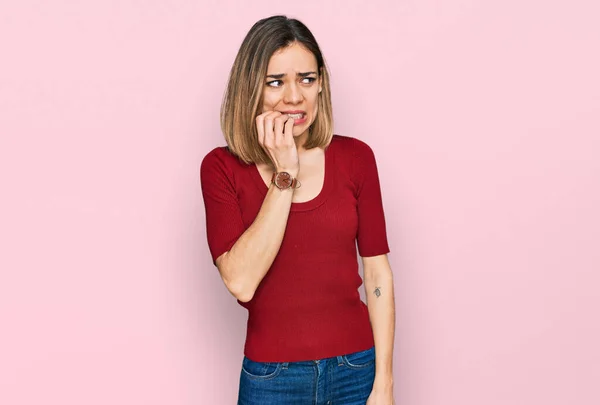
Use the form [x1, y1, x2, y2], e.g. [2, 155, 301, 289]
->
[261, 41, 322, 139]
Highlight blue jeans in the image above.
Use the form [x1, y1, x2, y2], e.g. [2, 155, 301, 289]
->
[238, 346, 376, 405]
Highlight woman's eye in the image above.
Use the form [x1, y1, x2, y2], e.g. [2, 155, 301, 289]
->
[266, 77, 316, 87]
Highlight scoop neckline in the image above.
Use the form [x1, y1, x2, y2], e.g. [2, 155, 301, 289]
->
[249, 141, 334, 212]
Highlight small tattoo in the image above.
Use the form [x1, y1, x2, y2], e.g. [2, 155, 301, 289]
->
[374, 287, 381, 297]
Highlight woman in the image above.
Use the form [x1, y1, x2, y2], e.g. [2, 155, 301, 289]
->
[200, 15, 396, 405]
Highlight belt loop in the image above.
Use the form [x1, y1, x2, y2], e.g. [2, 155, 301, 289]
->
[282, 362, 289, 370]
[337, 355, 344, 366]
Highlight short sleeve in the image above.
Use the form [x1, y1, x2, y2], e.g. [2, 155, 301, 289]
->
[353, 139, 390, 257]
[200, 148, 246, 264]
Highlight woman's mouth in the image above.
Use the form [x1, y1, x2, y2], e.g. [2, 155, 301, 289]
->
[283, 112, 307, 124]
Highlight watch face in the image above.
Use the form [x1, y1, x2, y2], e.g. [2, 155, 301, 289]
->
[275, 172, 292, 189]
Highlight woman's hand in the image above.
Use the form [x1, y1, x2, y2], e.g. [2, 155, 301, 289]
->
[256, 111, 299, 177]
[366, 380, 395, 405]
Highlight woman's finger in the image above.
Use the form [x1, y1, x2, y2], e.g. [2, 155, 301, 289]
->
[255, 113, 267, 146]
[273, 114, 288, 145]
[263, 111, 281, 148]
[283, 115, 295, 144]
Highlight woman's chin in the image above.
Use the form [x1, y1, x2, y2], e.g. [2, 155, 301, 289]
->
[292, 130, 308, 139]
[292, 123, 312, 138]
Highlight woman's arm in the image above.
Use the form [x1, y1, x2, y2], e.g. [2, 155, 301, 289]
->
[363, 254, 396, 394]
[211, 112, 297, 303]
[216, 183, 294, 302]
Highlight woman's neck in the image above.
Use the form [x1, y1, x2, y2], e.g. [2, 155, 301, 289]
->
[294, 129, 310, 151]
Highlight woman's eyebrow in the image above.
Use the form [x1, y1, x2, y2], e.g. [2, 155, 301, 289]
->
[266, 71, 318, 79]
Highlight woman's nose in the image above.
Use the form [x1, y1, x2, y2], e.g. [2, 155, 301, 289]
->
[283, 82, 303, 104]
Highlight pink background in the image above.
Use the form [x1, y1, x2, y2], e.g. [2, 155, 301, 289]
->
[1, 1, 599, 404]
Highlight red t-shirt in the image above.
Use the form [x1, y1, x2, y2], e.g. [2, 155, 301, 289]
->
[200, 134, 390, 362]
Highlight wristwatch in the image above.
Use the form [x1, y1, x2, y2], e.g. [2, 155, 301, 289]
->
[271, 171, 301, 190]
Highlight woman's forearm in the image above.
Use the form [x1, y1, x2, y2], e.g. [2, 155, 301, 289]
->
[217, 184, 294, 302]
[364, 258, 396, 385]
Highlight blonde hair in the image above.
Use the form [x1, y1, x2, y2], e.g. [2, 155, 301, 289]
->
[220, 15, 334, 165]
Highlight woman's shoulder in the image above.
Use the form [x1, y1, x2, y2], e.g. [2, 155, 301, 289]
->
[201, 145, 245, 170]
[200, 145, 250, 184]
[331, 134, 376, 160]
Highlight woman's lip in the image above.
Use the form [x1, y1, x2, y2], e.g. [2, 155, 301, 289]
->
[281, 110, 306, 114]
[292, 115, 307, 124]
